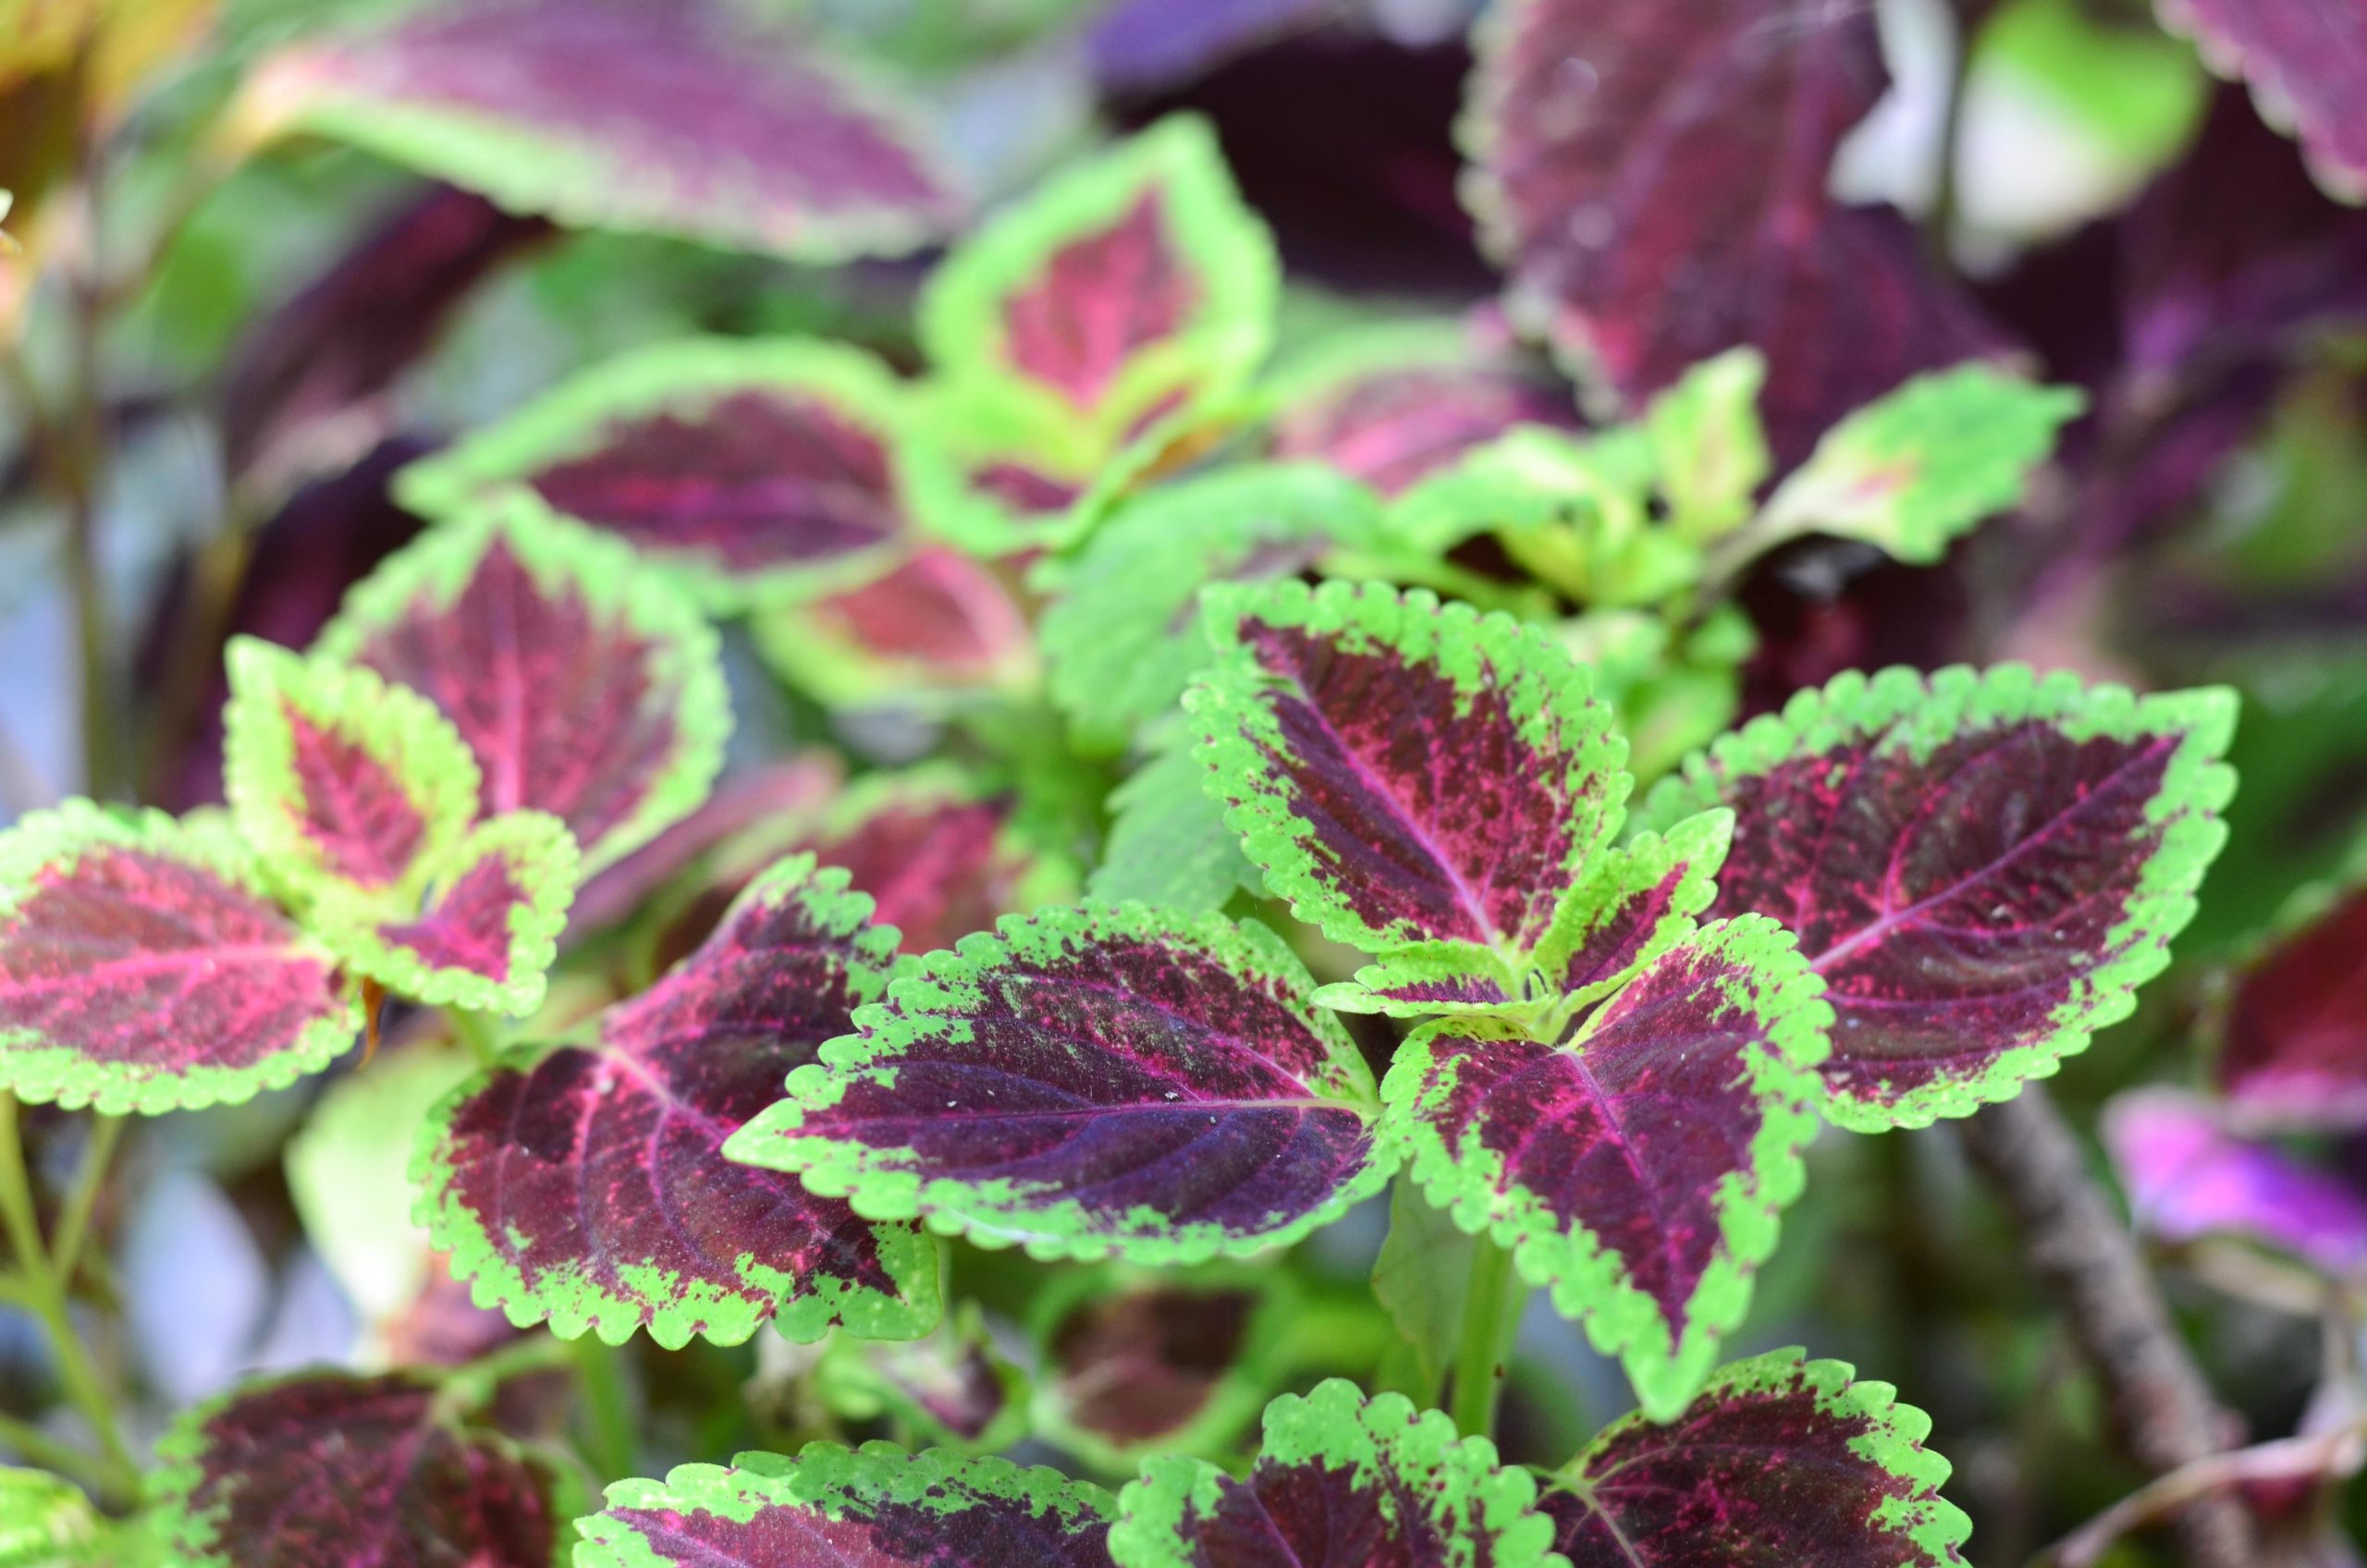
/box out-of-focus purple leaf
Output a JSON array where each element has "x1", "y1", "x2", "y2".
[
  {"x1": 218, "y1": 188, "x2": 550, "y2": 486},
  {"x1": 248, "y1": 0, "x2": 962, "y2": 262},
  {"x1": 568, "y1": 756, "x2": 843, "y2": 939},
  {"x1": 2155, "y1": 0, "x2": 2367, "y2": 202},
  {"x1": 2220, "y1": 880, "x2": 2367, "y2": 1129},
  {"x1": 1465, "y1": 0, "x2": 2005, "y2": 462},
  {"x1": 1088, "y1": 0, "x2": 1350, "y2": 93},
  {"x1": 2104, "y1": 1088, "x2": 2367, "y2": 1275}
]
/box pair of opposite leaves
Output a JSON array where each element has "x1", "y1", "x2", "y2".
[{"x1": 159, "y1": 1349, "x2": 1971, "y2": 1568}]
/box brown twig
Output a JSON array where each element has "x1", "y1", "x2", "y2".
[
  {"x1": 1959, "y1": 1086, "x2": 2258, "y2": 1568},
  {"x1": 2033, "y1": 1415, "x2": 2367, "y2": 1568}
]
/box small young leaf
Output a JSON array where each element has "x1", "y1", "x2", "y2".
[
  {"x1": 575, "y1": 1446, "x2": 1115, "y2": 1568},
  {"x1": 816, "y1": 1303, "x2": 1028, "y2": 1452},
  {"x1": 2216, "y1": 858, "x2": 2367, "y2": 1128},
  {"x1": 1264, "y1": 322, "x2": 1577, "y2": 496},
  {"x1": 153, "y1": 1369, "x2": 570, "y2": 1568},
  {"x1": 1382, "y1": 917, "x2": 1830, "y2": 1420},
  {"x1": 1635, "y1": 664, "x2": 2238, "y2": 1130},
  {"x1": 752, "y1": 545, "x2": 1034, "y2": 708},
  {"x1": 316, "y1": 502, "x2": 730, "y2": 873},
  {"x1": 1542, "y1": 1348, "x2": 1970, "y2": 1567},
  {"x1": 244, "y1": 0, "x2": 961, "y2": 261},
  {"x1": 315, "y1": 811, "x2": 579, "y2": 1017},
  {"x1": 1042, "y1": 464, "x2": 1385, "y2": 753},
  {"x1": 726, "y1": 903, "x2": 1391, "y2": 1264},
  {"x1": 1645, "y1": 348, "x2": 1770, "y2": 544},
  {"x1": 2104, "y1": 1087, "x2": 2367, "y2": 1274},
  {"x1": 2155, "y1": 0, "x2": 2367, "y2": 202},
  {"x1": 0, "y1": 802, "x2": 360, "y2": 1115},
  {"x1": 802, "y1": 771, "x2": 1070, "y2": 957},
  {"x1": 1110, "y1": 1379, "x2": 1560, "y2": 1568},
  {"x1": 222, "y1": 637, "x2": 479, "y2": 909},
  {"x1": 1749, "y1": 366, "x2": 2084, "y2": 567},
  {"x1": 0, "y1": 1467, "x2": 99, "y2": 1563},
  {"x1": 1088, "y1": 729, "x2": 1263, "y2": 915},
  {"x1": 1188, "y1": 579, "x2": 1626, "y2": 965},
  {"x1": 419, "y1": 856, "x2": 939, "y2": 1348},
  {"x1": 396, "y1": 338, "x2": 917, "y2": 607},
  {"x1": 922, "y1": 115, "x2": 1278, "y2": 447},
  {"x1": 1033, "y1": 1268, "x2": 1282, "y2": 1471}
]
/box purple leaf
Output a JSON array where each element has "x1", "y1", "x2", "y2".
[
  {"x1": 2156, "y1": 0, "x2": 2367, "y2": 202},
  {"x1": 153, "y1": 1369, "x2": 566, "y2": 1568},
  {"x1": 420, "y1": 855, "x2": 938, "y2": 1347},
  {"x1": 396, "y1": 340, "x2": 916, "y2": 606},
  {"x1": 577, "y1": 1447, "x2": 1114, "y2": 1568},
  {"x1": 317, "y1": 504, "x2": 730, "y2": 872},
  {"x1": 754, "y1": 545, "x2": 1034, "y2": 706},
  {"x1": 2105, "y1": 1089, "x2": 2367, "y2": 1276},
  {"x1": 1543, "y1": 1348, "x2": 1970, "y2": 1567},
  {"x1": 1466, "y1": 0, "x2": 2004, "y2": 461},
  {"x1": 0, "y1": 802, "x2": 359, "y2": 1115},
  {"x1": 1384, "y1": 917, "x2": 1829, "y2": 1419},
  {"x1": 569, "y1": 756, "x2": 843, "y2": 938},
  {"x1": 1036, "y1": 1273, "x2": 1275, "y2": 1468},
  {"x1": 803, "y1": 776, "x2": 1058, "y2": 957},
  {"x1": 2219, "y1": 881, "x2": 2367, "y2": 1129},
  {"x1": 726, "y1": 903, "x2": 1389, "y2": 1264},
  {"x1": 1637, "y1": 665, "x2": 2237, "y2": 1131},
  {"x1": 1110, "y1": 1379, "x2": 1561, "y2": 1568},
  {"x1": 1189, "y1": 579, "x2": 1625, "y2": 964},
  {"x1": 248, "y1": 0, "x2": 960, "y2": 261}
]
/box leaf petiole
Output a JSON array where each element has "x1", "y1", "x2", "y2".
[{"x1": 1447, "y1": 1232, "x2": 1525, "y2": 1440}]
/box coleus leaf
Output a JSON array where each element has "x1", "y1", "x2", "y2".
[
  {"x1": 243, "y1": 0, "x2": 962, "y2": 261},
  {"x1": 1382, "y1": 916, "x2": 1830, "y2": 1419},
  {"x1": 570, "y1": 755, "x2": 843, "y2": 940},
  {"x1": 1187, "y1": 579, "x2": 1626, "y2": 985},
  {"x1": 816, "y1": 1303, "x2": 1028, "y2": 1453},
  {"x1": 1645, "y1": 348, "x2": 1771, "y2": 545},
  {"x1": 1089, "y1": 731, "x2": 1262, "y2": 915},
  {"x1": 2103, "y1": 1088, "x2": 2367, "y2": 1275},
  {"x1": 316, "y1": 502, "x2": 731, "y2": 874},
  {"x1": 2155, "y1": 0, "x2": 2367, "y2": 202},
  {"x1": 802, "y1": 770, "x2": 1071, "y2": 957},
  {"x1": 1541, "y1": 1347, "x2": 1970, "y2": 1567},
  {"x1": 920, "y1": 115, "x2": 1278, "y2": 451},
  {"x1": 1465, "y1": 0, "x2": 2004, "y2": 462},
  {"x1": 575, "y1": 1446, "x2": 1115, "y2": 1568},
  {"x1": 1033, "y1": 1268, "x2": 1281, "y2": 1472},
  {"x1": 1263, "y1": 322, "x2": 1578, "y2": 496},
  {"x1": 2215, "y1": 861, "x2": 2367, "y2": 1129},
  {"x1": 314, "y1": 811, "x2": 579, "y2": 1017},
  {"x1": 419, "y1": 855, "x2": 939, "y2": 1347},
  {"x1": 395, "y1": 337, "x2": 916, "y2": 608},
  {"x1": 1042, "y1": 464, "x2": 1385, "y2": 754},
  {"x1": 153, "y1": 1368, "x2": 571, "y2": 1568},
  {"x1": 725, "y1": 902, "x2": 1391, "y2": 1264},
  {"x1": 751, "y1": 545, "x2": 1034, "y2": 709},
  {"x1": 0, "y1": 802, "x2": 359, "y2": 1115},
  {"x1": 1110, "y1": 1379, "x2": 1561, "y2": 1568},
  {"x1": 1743, "y1": 366, "x2": 2085, "y2": 569},
  {"x1": 1635, "y1": 664, "x2": 2238, "y2": 1131},
  {"x1": 0, "y1": 1467, "x2": 98, "y2": 1563},
  {"x1": 222, "y1": 636, "x2": 478, "y2": 910}
]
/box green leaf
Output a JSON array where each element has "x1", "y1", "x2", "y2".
[
  {"x1": 1110, "y1": 1380, "x2": 1560, "y2": 1568},
  {"x1": 0, "y1": 1468, "x2": 99, "y2": 1566},
  {"x1": 1369, "y1": 1174, "x2": 1477, "y2": 1394},
  {"x1": 1750, "y1": 365, "x2": 2085, "y2": 567},
  {"x1": 1041, "y1": 463, "x2": 1384, "y2": 753},
  {"x1": 223, "y1": 637, "x2": 480, "y2": 913},
  {"x1": 815, "y1": 1303, "x2": 1029, "y2": 1453},
  {"x1": 1646, "y1": 347, "x2": 1771, "y2": 544},
  {"x1": 1087, "y1": 727, "x2": 1262, "y2": 914}
]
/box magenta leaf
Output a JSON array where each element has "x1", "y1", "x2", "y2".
[
  {"x1": 2218, "y1": 874, "x2": 2367, "y2": 1129},
  {"x1": 576, "y1": 1447, "x2": 1115, "y2": 1568},
  {"x1": 420, "y1": 855, "x2": 939, "y2": 1347},
  {"x1": 222, "y1": 636, "x2": 479, "y2": 910},
  {"x1": 316, "y1": 502, "x2": 730, "y2": 872},
  {"x1": 1035, "y1": 1269, "x2": 1280, "y2": 1470},
  {"x1": 2156, "y1": 0, "x2": 2367, "y2": 202},
  {"x1": 753, "y1": 545, "x2": 1034, "y2": 708},
  {"x1": 1636, "y1": 665, "x2": 2238, "y2": 1131},
  {"x1": 0, "y1": 802, "x2": 359, "y2": 1115},
  {"x1": 801, "y1": 772, "x2": 1065, "y2": 957},
  {"x1": 2104, "y1": 1088, "x2": 2367, "y2": 1275},
  {"x1": 154, "y1": 1369, "x2": 570, "y2": 1568},
  {"x1": 396, "y1": 339, "x2": 918, "y2": 607},
  {"x1": 569, "y1": 756, "x2": 843, "y2": 940},
  {"x1": 319, "y1": 812, "x2": 579, "y2": 1017},
  {"x1": 726, "y1": 903, "x2": 1391, "y2": 1264},
  {"x1": 1384, "y1": 917, "x2": 1830, "y2": 1419},
  {"x1": 1189, "y1": 579, "x2": 1625, "y2": 974},
  {"x1": 1110, "y1": 1380, "x2": 1562, "y2": 1568},
  {"x1": 1465, "y1": 0, "x2": 2002, "y2": 460},
  {"x1": 1542, "y1": 1348, "x2": 1970, "y2": 1567},
  {"x1": 245, "y1": 0, "x2": 961, "y2": 261}
]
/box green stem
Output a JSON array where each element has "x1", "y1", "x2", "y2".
[
  {"x1": 1449, "y1": 1234, "x2": 1525, "y2": 1440},
  {"x1": 0, "y1": 1406, "x2": 114, "y2": 1491},
  {"x1": 447, "y1": 1009, "x2": 503, "y2": 1069},
  {"x1": 50, "y1": 1114, "x2": 120, "y2": 1289},
  {"x1": 0, "y1": 1096, "x2": 138, "y2": 1501},
  {"x1": 570, "y1": 1334, "x2": 636, "y2": 1482}
]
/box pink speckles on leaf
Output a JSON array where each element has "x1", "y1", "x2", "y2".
[
  {"x1": 280, "y1": 704, "x2": 429, "y2": 889},
  {"x1": 1002, "y1": 193, "x2": 1196, "y2": 408}
]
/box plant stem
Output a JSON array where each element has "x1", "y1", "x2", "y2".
[
  {"x1": 570, "y1": 1335, "x2": 636, "y2": 1481},
  {"x1": 0, "y1": 1406, "x2": 115, "y2": 1491},
  {"x1": 50, "y1": 1113, "x2": 120, "y2": 1289},
  {"x1": 1449, "y1": 1234, "x2": 1524, "y2": 1440},
  {"x1": 1959, "y1": 1087, "x2": 2257, "y2": 1568},
  {"x1": 447, "y1": 1009, "x2": 503, "y2": 1069},
  {"x1": 0, "y1": 1096, "x2": 138, "y2": 1502}
]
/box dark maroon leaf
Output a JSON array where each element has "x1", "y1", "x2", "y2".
[
  {"x1": 155, "y1": 1370, "x2": 565, "y2": 1568},
  {"x1": 2219, "y1": 882, "x2": 2367, "y2": 1127},
  {"x1": 1466, "y1": 0, "x2": 2003, "y2": 461},
  {"x1": 1039, "y1": 1276, "x2": 1269, "y2": 1464},
  {"x1": 803, "y1": 780, "x2": 1047, "y2": 956},
  {"x1": 568, "y1": 756, "x2": 843, "y2": 938},
  {"x1": 2157, "y1": 0, "x2": 2367, "y2": 201}
]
